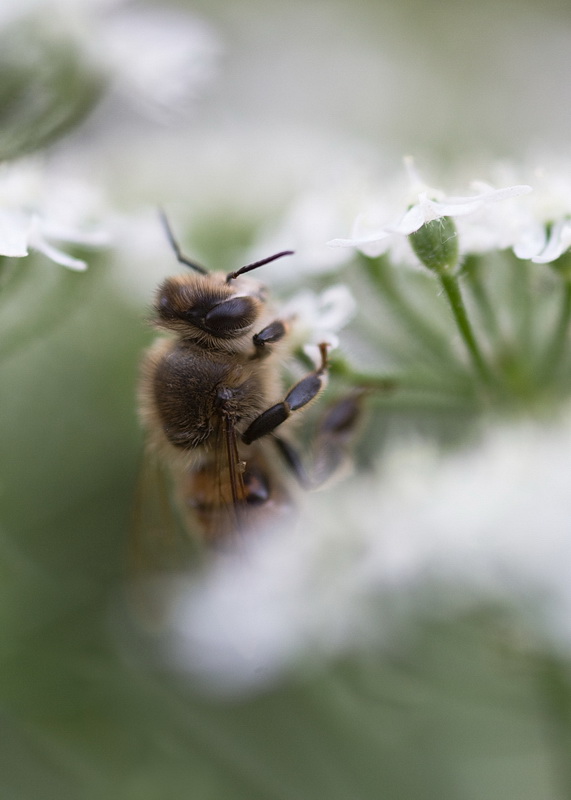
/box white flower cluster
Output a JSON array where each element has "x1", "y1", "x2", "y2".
[
  {"x1": 85, "y1": 1, "x2": 220, "y2": 122},
  {"x1": 328, "y1": 158, "x2": 535, "y2": 268},
  {"x1": 165, "y1": 415, "x2": 571, "y2": 693},
  {"x1": 0, "y1": 0, "x2": 220, "y2": 123},
  {"x1": 0, "y1": 0, "x2": 221, "y2": 270},
  {"x1": 509, "y1": 162, "x2": 571, "y2": 263},
  {"x1": 0, "y1": 160, "x2": 108, "y2": 270}
]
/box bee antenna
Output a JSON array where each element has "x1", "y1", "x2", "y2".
[
  {"x1": 159, "y1": 208, "x2": 208, "y2": 275},
  {"x1": 226, "y1": 250, "x2": 294, "y2": 283}
]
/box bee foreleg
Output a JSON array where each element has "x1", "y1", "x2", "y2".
[{"x1": 252, "y1": 319, "x2": 288, "y2": 358}]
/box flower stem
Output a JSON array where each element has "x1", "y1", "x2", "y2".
[
  {"x1": 360, "y1": 256, "x2": 457, "y2": 364},
  {"x1": 462, "y1": 255, "x2": 503, "y2": 346},
  {"x1": 511, "y1": 256, "x2": 534, "y2": 362},
  {"x1": 439, "y1": 273, "x2": 493, "y2": 384},
  {"x1": 536, "y1": 653, "x2": 571, "y2": 800},
  {"x1": 541, "y1": 280, "x2": 571, "y2": 384}
]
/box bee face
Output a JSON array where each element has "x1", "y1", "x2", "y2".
[{"x1": 154, "y1": 272, "x2": 267, "y2": 344}]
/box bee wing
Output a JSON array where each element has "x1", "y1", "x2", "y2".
[
  {"x1": 220, "y1": 412, "x2": 248, "y2": 514},
  {"x1": 175, "y1": 414, "x2": 248, "y2": 543},
  {"x1": 129, "y1": 446, "x2": 202, "y2": 583}
]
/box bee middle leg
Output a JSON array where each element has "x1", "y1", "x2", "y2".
[
  {"x1": 274, "y1": 391, "x2": 364, "y2": 489},
  {"x1": 242, "y1": 344, "x2": 328, "y2": 444}
]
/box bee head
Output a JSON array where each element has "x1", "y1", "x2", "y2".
[
  {"x1": 155, "y1": 271, "x2": 268, "y2": 342},
  {"x1": 153, "y1": 226, "x2": 294, "y2": 346}
]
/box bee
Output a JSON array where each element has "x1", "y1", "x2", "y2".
[{"x1": 134, "y1": 214, "x2": 362, "y2": 573}]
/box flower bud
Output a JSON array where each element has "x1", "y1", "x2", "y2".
[{"x1": 408, "y1": 216, "x2": 459, "y2": 275}]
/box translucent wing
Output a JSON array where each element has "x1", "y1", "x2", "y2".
[
  {"x1": 175, "y1": 413, "x2": 249, "y2": 543},
  {"x1": 130, "y1": 409, "x2": 248, "y2": 583},
  {"x1": 128, "y1": 446, "x2": 203, "y2": 598}
]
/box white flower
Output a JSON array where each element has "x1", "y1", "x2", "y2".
[
  {"x1": 280, "y1": 284, "x2": 357, "y2": 365},
  {"x1": 0, "y1": 159, "x2": 109, "y2": 270},
  {"x1": 517, "y1": 219, "x2": 571, "y2": 264},
  {"x1": 507, "y1": 160, "x2": 571, "y2": 263},
  {"x1": 164, "y1": 415, "x2": 571, "y2": 693},
  {"x1": 328, "y1": 159, "x2": 532, "y2": 266}
]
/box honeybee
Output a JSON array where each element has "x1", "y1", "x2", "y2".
[{"x1": 134, "y1": 214, "x2": 361, "y2": 573}]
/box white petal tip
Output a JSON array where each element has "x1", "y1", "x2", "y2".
[
  {"x1": 63, "y1": 259, "x2": 88, "y2": 272},
  {"x1": 0, "y1": 248, "x2": 29, "y2": 258},
  {"x1": 511, "y1": 184, "x2": 533, "y2": 196}
]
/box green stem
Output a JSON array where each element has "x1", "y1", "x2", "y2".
[
  {"x1": 328, "y1": 354, "x2": 477, "y2": 410},
  {"x1": 361, "y1": 257, "x2": 455, "y2": 364},
  {"x1": 541, "y1": 280, "x2": 571, "y2": 384},
  {"x1": 439, "y1": 273, "x2": 493, "y2": 384},
  {"x1": 463, "y1": 255, "x2": 503, "y2": 346},
  {"x1": 536, "y1": 653, "x2": 571, "y2": 800},
  {"x1": 511, "y1": 256, "x2": 533, "y2": 361}
]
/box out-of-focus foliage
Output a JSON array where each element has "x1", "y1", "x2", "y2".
[{"x1": 0, "y1": 17, "x2": 104, "y2": 161}]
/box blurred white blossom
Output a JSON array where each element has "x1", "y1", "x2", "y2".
[
  {"x1": 0, "y1": 0, "x2": 220, "y2": 124},
  {"x1": 249, "y1": 168, "x2": 378, "y2": 284},
  {"x1": 281, "y1": 284, "x2": 357, "y2": 363},
  {"x1": 0, "y1": 159, "x2": 108, "y2": 269},
  {"x1": 89, "y1": 2, "x2": 219, "y2": 122},
  {"x1": 506, "y1": 160, "x2": 571, "y2": 263},
  {"x1": 166, "y1": 414, "x2": 571, "y2": 693}
]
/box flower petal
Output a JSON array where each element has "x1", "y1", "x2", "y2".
[
  {"x1": 532, "y1": 219, "x2": 571, "y2": 264},
  {"x1": 0, "y1": 211, "x2": 30, "y2": 257},
  {"x1": 31, "y1": 234, "x2": 88, "y2": 271},
  {"x1": 514, "y1": 224, "x2": 548, "y2": 260}
]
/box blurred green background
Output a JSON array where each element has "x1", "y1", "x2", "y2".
[{"x1": 3, "y1": 0, "x2": 571, "y2": 797}]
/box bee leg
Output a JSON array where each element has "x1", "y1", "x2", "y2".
[
  {"x1": 309, "y1": 391, "x2": 364, "y2": 487},
  {"x1": 274, "y1": 391, "x2": 364, "y2": 489},
  {"x1": 242, "y1": 344, "x2": 328, "y2": 444},
  {"x1": 273, "y1": 436, "x2": 311, "y2": 489},
  {"x1": 252, "y1": 319, "x2": 288, "y2": 358}
]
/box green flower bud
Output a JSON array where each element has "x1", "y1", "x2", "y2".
[{"x1": 408, "y1": 216, "x2": 459, "y2": 275}]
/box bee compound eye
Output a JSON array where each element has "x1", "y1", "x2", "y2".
[{"x1": 204, "y1": 296, "x2": 256, "y2": 333}]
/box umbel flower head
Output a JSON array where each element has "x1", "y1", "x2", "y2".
[
  {"x1": 0, "y1": 0, "x2": 220, "y2": 161},
  {"x1": 0, "y1": 159, "x2": 108, "y2": 270},
  {"x1": 328, "y1": 158, "x2": 532, "y2": 270}
]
